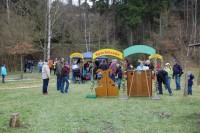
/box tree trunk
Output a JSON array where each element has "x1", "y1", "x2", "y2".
[
  {"x1": 159, "y1": 13, "x2": 162, "y2": 37},
  {"x1": 20, "y1": 55, "x2": 23, "y2": 79},
  {"x1": 194, "y1": 0, "x2": 197, "y2": 41},
  {"x1": 68, "y1": 0, "x2": 72, "y2": 6},
  {"x1": 47, "y1": 0, "x2": 51, "y2": 60},
  {"x1": 43, "y1": 0, "x2": 48, "y2": 61},
  {"x1": 89, "y1": 32, "x2": 91, "y2": 51},
  {"x1": 84, "y1": 12, "x2": 88, "y2": 51},
  {"x1": 130, "y1": 30, "x2": 133, "y2": 45},
  {"x1": 9, "y1": 113, "x2": 20, "y2": 128},
  {"x1": 6, "y1": 0, "x2": 10, "y2": 23},
  {"x1": 106, "y1": 20, "x2": 109, "y2": 45}
]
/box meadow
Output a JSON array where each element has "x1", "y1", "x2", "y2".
[{"x1": 0, "y1": 73, "x2": 200, "y2": 133}]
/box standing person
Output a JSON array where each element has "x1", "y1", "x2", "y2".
[
  {"x1": 157, "y1": 69, "x2": 172, "y2": 96},
  {"x1": 164, "y1": 63, "x2": 173, "y2": 90},
  {"x1": 48, "y1": 59, "x2": 54, "y2": 74},
  {"x1": 188, "y1": 72, "x2": 194, "y2": 95},
  {"x1": 24, "y1": 60, "x2": 27, "y2": 73},
  {"x1": 72, "y1": 60, "x2": 77, "y2": 83},
  {"x1": 53, "y1": 58, "x2": 58, "y2": 75},
  {"x1": 55, "y1": 59, "x2": 63, "y2": 91},
  {"x1": 99, "y1": 60, "x2": 108, "y2": 70},
  {"x1": 38, "y1": 60, "x2": 43, "y2": 73},
  {"x1": 27, "y1": 60, "x2": 31, "y2": 72},
  {"x1": 42, "y1": 60, "x2": 50, "y2": 95},
  {"x1": 116, "y1": 64, "x2": 123, "y2": 89},
  {"x1": 145, "y1": 60, "x2": 154, "y2": 70},
  {"x1": 109, "y1": 59, "x2": 117, "y2": 82},
  {"x1": 30, "y1": 60, "x2": 34, "y2": 73},
  {"x1": 173, "y1": 62, "x2": 183, "y2": 90},
  {"x1": 61, "y1": 63, "x2": 70, "y2": 93},
  {"x1": 93, "y1": 60, "x2": 100, "y2": 80},
  {"x1": 1, "y1": 64, "x2": 7, "y2": 83}
]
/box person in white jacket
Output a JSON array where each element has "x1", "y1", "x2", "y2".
[{"x1": 42, "y1": 60, "x2": 50, "y2": 95}]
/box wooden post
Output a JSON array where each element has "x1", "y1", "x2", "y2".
[
  {"x1": 9, "y1": 113, "x2": 20, "y2": 128},
  {"x1": 184, "y1": 72, "x2": 188, "y2": 96}
]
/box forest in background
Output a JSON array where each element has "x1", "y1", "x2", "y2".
[{"x1": 0, "y1": 0, "x2": 200, "y2": 71}]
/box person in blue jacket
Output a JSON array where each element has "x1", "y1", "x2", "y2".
[
  {"x1": 173, "y1": 62, "x2": 183, "y2": 90},
  {"x1": 1, "y1": 64, "x2": 7, "y2": 83}
]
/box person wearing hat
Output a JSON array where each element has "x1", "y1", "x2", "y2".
[{"x1": 164, "y1": 63, "x2": 173, "y2": 90}]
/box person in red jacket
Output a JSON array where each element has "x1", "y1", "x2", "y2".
[{"x1": 61, "y1": 63, "x2": 70, "y2": 94}]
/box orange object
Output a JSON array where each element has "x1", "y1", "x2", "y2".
[
  {"x1": 127, "y1": 70, "x2": 152, "y2": 97},
  {"x1": 48, "y1": 60, "x2": 54, "y2": 69},
  {"x1": 95, "y1": 69, "x2": 119, "y2": 97}
]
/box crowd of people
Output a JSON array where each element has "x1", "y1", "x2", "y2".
[
  {"x1": 41, "y1": 58, "x2": 70, "y2": 95},
  {"x1": 24, "y1": 60, "x2": 34, "y2": 73},
  {"x1": 156, "y1": 62, "x2": 194, "y2": 96},
  {"x1": 38, "y1": 57, "x2": 196, "y2": 96},
  {"x1": 0, "y1": 56, "x2": 195, "y2": 97}
]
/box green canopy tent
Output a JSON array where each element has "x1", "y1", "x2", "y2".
[
  {"x1": 123, "y1": 44, "x2": 156, "y2": 57},
  {"x1": 123, "y1": 44, "x2": 158, "y2": 99}
]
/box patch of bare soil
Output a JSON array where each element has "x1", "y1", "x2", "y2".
[{"x1": 153, "y1": 111, "x2": 172, "y2": 119}]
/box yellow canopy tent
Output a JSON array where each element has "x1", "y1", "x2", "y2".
[
  {"x1": 149, "y1": 54, "x2": 163, "y2": 61},
  {"x1": 70, "y1": 52, "x2": 84, "y2": 59}
]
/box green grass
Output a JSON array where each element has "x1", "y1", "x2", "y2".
[{"x1": 0, "y1": 73, "x2": 200, "y2": 133}]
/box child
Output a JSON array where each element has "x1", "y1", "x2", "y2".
[
  {"x1": 188, "y1": 72, "x2": 194, "y2": 95},
  {"x1": 1, "y1": 64, "x2": 7, "y2": 83}
]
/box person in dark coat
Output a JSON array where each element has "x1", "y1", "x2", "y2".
[
  {"x1": 61, "y1": 63, "x2": 70, "y2": 93},
  {"x1": 99, "y1": 60, "x2": 108, "y2": 71},
  {"x1": 173, "y1": 62, "x2": 183, "y2": 90},
  {"x1": 55, "y1": 59, "x2": 63, "y2": 91},
  {"x1": 188, "y1": 73, "x2": 194, "y2": 95},
  {"x1": 157, "y1": 69, "x2": 173, "y2": 96},
  {"x1": 116, "y1": 64, "x2": 123, "y2": 89}
]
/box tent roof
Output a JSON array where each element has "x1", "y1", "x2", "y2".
[
  {"x1": 123, "y1": 44, "x2": 156, "y2": 57},
  {"x1": 83, "y1": 52, "x2": 92, "y2": 59}
]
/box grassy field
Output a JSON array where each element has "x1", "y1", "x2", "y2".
[{"x1": 0, "y1": 73, "x2": 200, "y2": 133}]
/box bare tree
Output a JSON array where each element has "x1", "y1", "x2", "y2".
[
  {"x1": 47, "y1": 0, "x2": 51, "y2": 60},
  {"x1": 6, "y1": 0, "x2": 10, "y2": 23}
]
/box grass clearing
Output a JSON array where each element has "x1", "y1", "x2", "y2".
[{"x1": 0, "y1": 73, "x2": 200, "y2": 133}]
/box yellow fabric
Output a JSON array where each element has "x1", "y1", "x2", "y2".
[
  {"x1": 149, "y1": 54, "x2": 163, "y2": 61},
  {"x1": 93, "y1": 49, "x2": 124, "y2": 60},
  {"x1": 70, "y1": 53, "x2": 83, "y2": 59}
]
